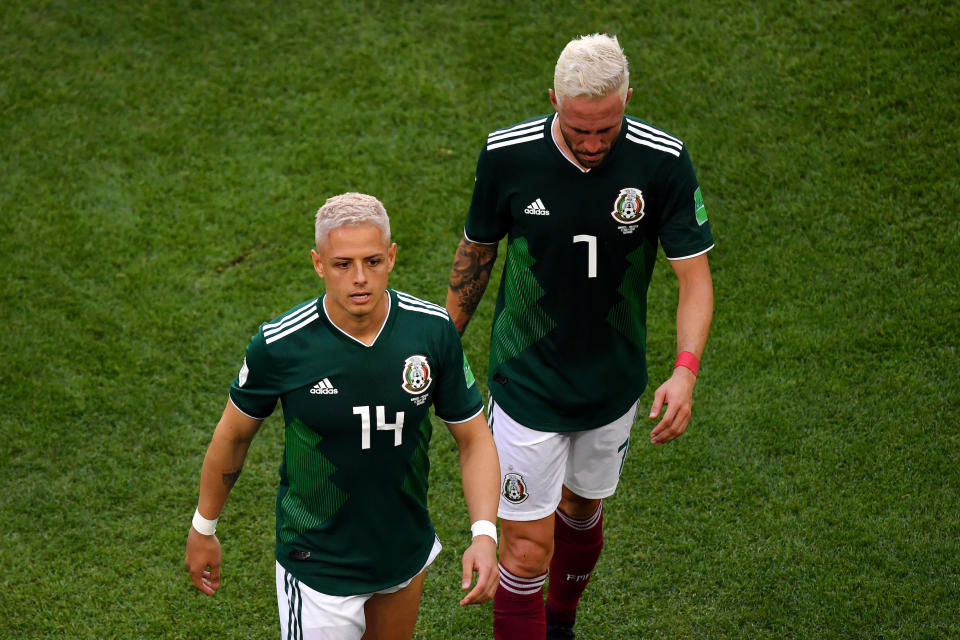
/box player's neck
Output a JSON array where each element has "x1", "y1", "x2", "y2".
[
  {"x1": 551, "y1": 116, "x2": 590, "y2": 173},
  {"x1": 323, "y1": 294, "x2": 390, "y2": 346}
]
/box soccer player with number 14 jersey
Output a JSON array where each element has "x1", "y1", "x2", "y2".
[{"x1": 186, "y1": 192, "x2": 499, "y2": 640}]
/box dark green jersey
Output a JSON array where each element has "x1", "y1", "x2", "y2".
[
  {"x1": 465, "y1": 114, "x2": 713, "y2": 432},
  {"x1": 229, "y1": 289, "x2": 482, "y2": 596}
]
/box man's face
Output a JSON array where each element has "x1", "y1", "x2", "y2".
[
  {"x1": 312, "y1": 224, "x2": 396, "y2": 324},
  {"x1": 552, "y1": 89, "x2": 631, "y2": 168}
]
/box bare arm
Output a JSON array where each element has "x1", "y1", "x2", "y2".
[
  {"x1": 184, "y1": 400, "x2": 263, "y2": 595},
  {"x1": 649, "y1": 253, "x2": 714, "y2": 444},
  {"x1": 445, "y1": 412, "x2": 500, "y2": 605},
  {"x1": 445, "y1": 236, "x2": 498, "y2": 335}
]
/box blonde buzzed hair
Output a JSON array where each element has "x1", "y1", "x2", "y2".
[
  {"x1": 553, "y1": 33, "x2": 630, "y2": 105},
  {"x1": 314, "y1": 192, "x2": 391, "y2": 248}
]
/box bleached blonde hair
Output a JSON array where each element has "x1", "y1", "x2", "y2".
[
  {"x1": 553, "y1": 33, "x2": 630, "y2": 105},
  {"x1": 314, "y1": 192, "x2": 391, "y2": 248}
]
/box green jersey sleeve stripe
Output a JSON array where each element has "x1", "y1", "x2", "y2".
[
  {"x1": 487, "y1": 117, "x2": 548, "y2": 140},
  {"x1": 625, "y1": 124, "x2": 683, "y2": 151},
  {"x1": 625, "y1": 118, "x2": 682, "y2": 146},
  {"x1": 396, "y1": 291, "x2": 448, "y2": 316},
  {"x1": 488, "y1": 133, "x2": 544, "y2": 151},
  {"x1": 265, "y1": 310, "x2": 320, "y2": 344},
  {"x1": 488, "y1": 124, "x2": 544, "y2": 143},
  {"x1": 398, "y1": 301, "x2": 449, "y2": 320},
  {"x1": 625, "y1": 132, "x2": 681, "y2": 157},
  {"x1": 264, "y1": 300, "x2": 319, "y2": 334}
]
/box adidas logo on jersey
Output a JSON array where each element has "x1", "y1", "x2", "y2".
[
  {"x1": 310, "y1": 378, "x2": 338, "y2": 395},
  {"x1": 524, "y1": 198, "x2": 550, "y2": 216}
]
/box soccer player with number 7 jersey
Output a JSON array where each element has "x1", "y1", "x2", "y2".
[
  {"x1": 185, "y1": 192, "x2": 499, "y2": 640},
  {"x1": 445, "y1": 34, "x2": 715, "y2": 640}
]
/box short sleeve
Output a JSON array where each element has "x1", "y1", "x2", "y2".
[
  {"x1": 228, "y1": 328, "x2": 280, "y2": 420},
  {"x1": 657, "y1": 146, "x2": 714, "y2": 259},
  {"x1": 463, "y1": 146, "x2": 510, "y2": 244},
  {"x1": 431, "y1": 318, "x2": 484, "y2": 424}
]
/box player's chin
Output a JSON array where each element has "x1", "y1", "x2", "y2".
[{"x1": 578, "y1": 153, "x2": 606, "y2": 167}]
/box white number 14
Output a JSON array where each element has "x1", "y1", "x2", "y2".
[{"x1": 352, "y1": 405, "x2": 404, "y2": 450}]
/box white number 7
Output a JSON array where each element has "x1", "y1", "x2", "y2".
[{"x1": 573, "y1": 234, "x2": 597, "y2": 278}]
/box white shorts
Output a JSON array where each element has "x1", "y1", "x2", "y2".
[
  {"x1": 491, "y1": 399, "x2": 638, "y2": 521},
  {"x1": 275, "y1": 536, "x2": 441, "y2": 640}
]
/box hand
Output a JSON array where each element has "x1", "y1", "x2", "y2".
[
  {"x1": 184, "y1": 526, "x2": 222, "y2": 595},
  {"x1": 459, "y1": 535, "x2": 498, "y2": 605},
  {"x1": 648, "y1": 366, "x2": 696, "y2": 444}
]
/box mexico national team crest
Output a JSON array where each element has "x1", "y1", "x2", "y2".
[
  {"x1": 502, "y1": 473, "x2": 529, "y2": 504},
  {"x1": 401, "y1": 354, "x2": 432, "y2": 395},
  {"x1": 611, "y1": 187, "x2": 645, "y2": 225}
]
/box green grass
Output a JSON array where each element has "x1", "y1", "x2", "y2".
[{"x1": 2, "y1": 1, "x2": 958, "y2": 638}]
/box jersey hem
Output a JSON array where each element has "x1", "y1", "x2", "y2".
[
  {"x1": 462, "y1": 229, "x2": 499, "y2": 246},
  {"x1": 275, "y1": 530, "x2": 437, "y2": 597},
  {"x1": 497, "y1": 503, "x2": 559, "y2": 521},
  {"x1": 228, "y1": 395, "x2": 270, "y2": 421},
  {"x1": 665, "y1": 244, "x2": 714, "y2": 260},
  {"x1": 437, "y1": 405, "x2": 484, "y2": 425},
  {"x1": 490, "y1": 392, "x2": 642, "y2": 433}
]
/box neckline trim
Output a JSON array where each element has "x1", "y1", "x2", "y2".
[{"x1": 321, "y1": 291, "x2": 392, "y2": 347}]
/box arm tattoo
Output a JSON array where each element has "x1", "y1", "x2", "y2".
[
  {"x1": 222, "y1": 466, "x2": 243, "y2": 489},
  {"x1": 449, "y1": 238, "x2": 497, "y2": 328}
]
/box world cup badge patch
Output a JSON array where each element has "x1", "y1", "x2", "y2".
[
  {"x1": 502, "y1": 473, "x2": 529, "y2": 504},
  {"x1": 401, "y1": 354, "x2": 432, "y2": 395},
  {"x1": 611, "y1": 188, "x2": 645, "y2": 229},
  {"x1": 238, "y1": 358, "x2": 249, "y2": 387}
]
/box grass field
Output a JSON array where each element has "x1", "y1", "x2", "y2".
[{"x1": 2, "y1": 1, "x2": 958, "y2": 638}]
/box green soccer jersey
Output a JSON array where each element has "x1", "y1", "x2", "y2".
[
  {"x1": 465, "y1": 114, "x2": 714, "y2": 432},
  {"x1": 229, "y1": 289, "x2": 482, "y2": 596}
]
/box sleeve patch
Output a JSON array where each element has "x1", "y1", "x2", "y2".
[
  {"x1": 695, "y1": 187, "x2": 708, "y2": 226},
  {"x1": 463, "y1": 353, "x2": 476, "y2": 388},
  {"x1": 238, "y1": 358, "x2": 249, "y2": 387}
]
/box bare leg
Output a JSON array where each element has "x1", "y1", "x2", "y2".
[
  {"x1": 361, "y1": 570, "x2": 427, "y2": 640},
  {"x1": 558, "y1": 485, "x2": 601, "y2": 520}
]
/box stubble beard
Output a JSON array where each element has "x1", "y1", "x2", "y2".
[{"x1": 560, "y1": 126, "x2": 613, "y2": 169}]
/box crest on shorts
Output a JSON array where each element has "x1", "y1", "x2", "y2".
[
  {"x1": 502, "y1": 473, "x2": 529, "y2": 504},
  {"x1": 401, "y1": 354, "x2": 432, "y2": 395},
  {"x1": 611, "y1": 188, "x2": 645, "y2": 225}
]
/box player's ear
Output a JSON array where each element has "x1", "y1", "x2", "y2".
[
  {"x1": 549, "y1": 89, "x2": 559, "y2": 110},
  {"x1": 386, "y1": 243, "x2": 397, "y2": 273},
  {"x1": 311, "y1": 249, "x2": 325, "y2": 279},
  {"x1": 624, "y1": 87, "x2": 633, "y2": 106}
]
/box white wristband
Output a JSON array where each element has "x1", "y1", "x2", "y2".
[
  {"x1": 192, "y1": 508, "x2": 218, "y2": 536},
  {"x1": 470, "y1": 519, "x2": 497, "y2": 544}
]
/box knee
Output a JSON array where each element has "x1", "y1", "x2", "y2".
[
  {"x1": 501, "y1": 529, "x2": 553, "y2": 576},
  {"x1": 558, "y1": 494, "x2": 601, "y2": 521}
]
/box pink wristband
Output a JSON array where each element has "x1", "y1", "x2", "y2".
[{"x1": 674, "y1": 351, "x2": 699, "y2": 376}]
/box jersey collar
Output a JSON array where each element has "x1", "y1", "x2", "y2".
[
  {"x1": 320, "y1": 290, "x2": 393, "y2": 347},
  {"x1": 550, "y1": 113, "x2": 590, "y2": 173},
  {"x1": 549, "y1": 112, "x2": 627, "y2": 174}
]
